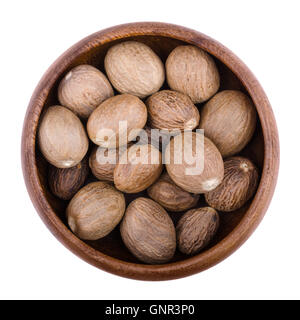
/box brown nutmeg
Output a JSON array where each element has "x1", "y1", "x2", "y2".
[
  {"x1": 58, "y1": 65, "x2": 113, "y2": 119},
  {"x1": 89, "y1": 146, "x2": 117, "y2": 182},
  {"x1": 165, "y1": 132, "x2": 224, "y2": 193},
  {"x1": 166, "y1": 45, "x2": 220, "y2": 103},
  {"x1": 48, "y1": 156, "x2": 89, "y2": 200},
  {"x1": 87, "y1": 94, "x2": 147, "y2": 148},
  {"x1": 147, "y1": 172, "x2": 200, "y2": 212},
  {"x1": 38, "y1": 106, "x2": 89, "y2": 168},
  {"x1": 136, "y1": 125, "x2": 179, "y2": 153},
  {"x1": 199, "y1": 90, "x2": 257, "y2": 157},
  {"x1": 114, "y1": 144, "x2": 163, "y2": 193},
  {"x1": 146, "y1": 90, "x2": 200, "y2": 131},
  {"x1": 67, "y1": 182, "x2": 125, "y2": 240},
  {"x1": 120, "y1": 197, "x2": 176, "y2": 264},
  {"x1": 89, "y1": 144, "x2": 130, "y2": 182},
  {"x1": 205, "y1": 157, "x2": 259, "y2": 212},
  {"x1": 136, "y1": 125, "x2": 160, "y2": 147},
  {"x1": 104, "y1": 41, "x2": 165, "y2": 98},
  {"x1": 176, "y1": 207, "x2": 219, "y2": 255}
]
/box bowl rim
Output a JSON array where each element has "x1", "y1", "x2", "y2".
[{"x1": 21, "y1": 22, "x2": 279, "y2": 281}]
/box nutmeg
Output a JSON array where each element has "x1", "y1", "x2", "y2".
[
  {"x1": 58, "y1": 65, "x2": 114, "y2": 119},
  {"x1": 89, "y1": 144, "x2": 130, "y2": 182},
  {"x1": 38, "y1": 106, "x2": 89, "y2": 168},
  {"x1": 136, "y1": 125, "x2": 161, "y2": 147},
  {"x1": 136, "y1": 125, "x2": 179, "y2": 153},
  {"x1": 146, "y1": 90, "x2": 200, "y2": 131},
  {"x1": 199, "y1": 90, "x2": 257, "y2": 157},
  {"x1": 67, "y1": 182, "x2": 125, "y2": 240},
  {"x1": 87, "y1": 94, "x2": 147, "y2": 148},
  {"x1": 205, "y1": 157, "x2": 259, "y2": 212},
  {"x1": 147, "y1": 172, "x2": 200, "y2": 212},
  {"x1": 120, "y1": 197, "x2": 176, "y2": 264},
  {"x1": 166, "y1": 45, "x2": 220, "y2": 103},
  {"x1": 104, "y1": 41, "x2": 165, "y2": 98},
  {"x1": 48, "y1": 156, "x2": 89, "y2": 200},
  {"x1": 165, "y1": 132, "x2": 224, "y2": 193},
  {"x1": 176, "y1": 207, "x2": 219, "y2": 255},
  {"x1": 114, "y1": 144, "x2": 163, "y2": 193}
]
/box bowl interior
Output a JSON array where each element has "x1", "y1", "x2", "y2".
[{"x1": 36, "y1": 35, "x2": 265, "y2": 264}]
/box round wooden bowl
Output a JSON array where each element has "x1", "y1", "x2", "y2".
[{"x1": 21, "y1": 22, "x2": 279, "y2": 281}]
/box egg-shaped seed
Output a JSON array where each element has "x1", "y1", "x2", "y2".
[
  {"x1": 58, "y1": 65, "x2": 114, "y2": 119},
  {"x1": 87, "y1": 94, "x2": 147, "y2": 148},
  {"x1": 104, "y1": 41, "x2": 165, "y2": 98},
  {"x1": 165, "y1": 132, "x2": 224, "y2": 193},
  {"x1": 176, "y1": 207, "x2": 219, "y2": 255},
  {"x1": 89, "y1": 144, "x2": 131, "y2": 182},
  {"x1": 67, "y1": 182, "x2": 126, "y2": 240},
  {"x1": 38, "y1": 106, "x2": 89, "y2": 168},
  {"x1": 120, "y1": 197, "x2": 176, "y2": 264},
  {"x1": 166, "y1": 45, "x2": 220, "y2": 103},
  {"x1": 114, "y1": 144, "x2": 163, "y2": 193},
  {"x1": 147, "y1": 172, "x2": 200, "y2": 212},
  {"x1": 199, "y1": 90, "x2": 257, "y2": 157},
  {"x1": 48, "y1": 156, "x2": 89, "y2": 200},
  {"x1": 205, "y1": 157, "x2": 259, "y2": 212},
  {"x1": 146, "y1": 90, "x2": 200, "y2": 131}
]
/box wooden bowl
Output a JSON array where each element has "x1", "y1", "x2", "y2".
[{"x1": 21, "y1": 22, "x2": 279, "y2": 281}]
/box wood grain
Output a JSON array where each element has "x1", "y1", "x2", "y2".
[{"x1": 21, "y1": 22, "x2": 279, "y2": 281}]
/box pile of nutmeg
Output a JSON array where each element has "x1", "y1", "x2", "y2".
[{"x1": 38, "y1": 41, "x2": 259, "y2": 264}]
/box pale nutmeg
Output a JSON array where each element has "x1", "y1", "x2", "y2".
[
  {"x1": 199, "y1": 90, "x2": 257, "y2": 157},
  {"x1": 147, "y1": 172, "x2": 200, "y2": 212},
  {"x1": 176, "y1": 207, "x2": 219, "y2": 255},
  {"x1": 48, "y1": 156, "x2": 89, "y2": 200},
  {"x1": 87, "y1": 94, "x2": 147, "y2": 148},
  {"x1": 146, "y1": 90, "x2": 200, "y2": 131},
  {"x1": 165, "y1": 132, "x2": 224, "y2": 193},
  {"x1": 67, "y1": 182, "x2": 126, "y2": 240},
  {"x1": 120, "y1": 197, "x2": 176, "y2": 264},
  {"x1": 58, "y1": 65, "x2": 114, "y2": 119},
  {"x1": 38, "y1": 106, "x2": 89, "y2": 168},
  {"x1": 205, "y1": 157, "x2": 259, "y2": 212},
  {"x1": 89, "y1": 144, "x2": 130, "y2": 182},
  {"x1": 114, "y1": 144, "x2": 163, "y2": 193},
  {"x1": 166, "y1": 45, "x2": 220, "y2": 103},
  {"x1": 104, "y1": 41, "x2": 165, "y2": 98}
]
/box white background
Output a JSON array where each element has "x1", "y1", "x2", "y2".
[{"x1": 0, "y1": 0, "x2": 299, "y2": 300}]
